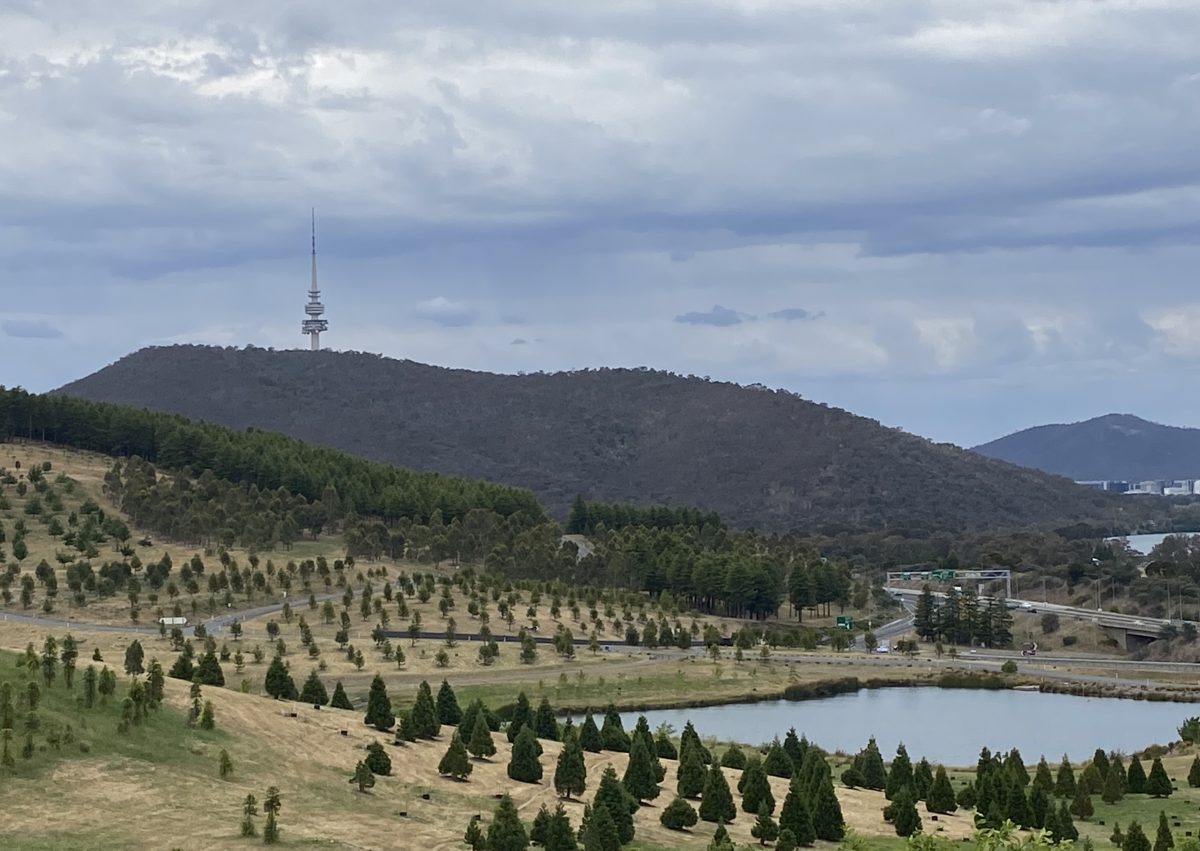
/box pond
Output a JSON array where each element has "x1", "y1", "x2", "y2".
[{"x1": 621, "y1": 687, "x2": 1194, "y2": 766}]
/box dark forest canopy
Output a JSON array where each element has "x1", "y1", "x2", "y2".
[
  {"x1": 0, "y1": 386, "x2": 543, "y2": 524},
  {"x1": 55, "y1": 344, "x2": 1168, "y2": 533}
]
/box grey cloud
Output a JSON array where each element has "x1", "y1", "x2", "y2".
[
  {"x1": 3, "y1": 319, "x2": 63, "y2": 339},
  {"x1": 674, "y1": 305, "x2": 747, "y2": 327},
  {"x1": 769, "y1": 308, "x2": 823, "y2": 322}
]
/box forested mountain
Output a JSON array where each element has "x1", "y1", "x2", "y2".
[
  {"x1": 973, "y1": 414, "x2": 1200, "y2": 481},
  {"x1": 56, "y1": 345, "x2": 1151, "y2": 533}
]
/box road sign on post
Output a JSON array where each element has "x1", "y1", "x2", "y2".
[{"x1": 836, "y1": 616, "x2": 854, "y2": 630}]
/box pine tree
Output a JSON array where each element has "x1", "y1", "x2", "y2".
[
  {"x1": 891, "y1": 786, "x2": 921, "y2": 837},
  {"x1": 655, "y1": 727, "x2": 678, "y2": 760},
  {"x1": 579, "y1": 713, "x2": 603, "y2": 753},
  {"x1": 219, "y1": 749, "x2": 234, "y2": 779},
  {"x1": 721, "y1": 744, "x2": 747, "y2": 770},
  {"x1": 811, "y1": 759, "x2": 846, "y2": 841},
  {"x1": 1056, "y1": 755, "x2": 1077, "y2": 798},
  {"x1": 661, "y1": 796, "x2": 699, "y2": 831},
  {"x1": 438, "y1": 732, "x2": 473, "y2": 780},
  {"x1": 464, "y1": 816, "x2": 486, "y2": 851},
  {"x1": 410, "y1": 680, "x2": 439, "y2": 738},
  {"x1": 914, "y1": 757, "x2": 934, "y2": 800},
  {"x1": 330, "y1": 681, "x2": 353, "y2": 710},
  {"x1": 1070, "y1": 785, "x2": 1094, "y2": 820},
  {"x1": 365, "y1": 741, "x2": 392, "y2": 775},
  {"x1": 508, "y1": 692, "x2": 534, "y2": 743},
  {"x1": 1146, "y1": 757, "x2": 1172, "y2": 798},
  {"x1": 1189, "y1": 755, "x2": 1200, "y2": 788},
  {"x1": 780, "y1": 778, "x2": 816, "y2": 846},
  {"x1": 487, "y1": 794, "x2": 530, "y2": 851},
  {"x1": 1007, "y1": 773, "x2": 1032, "y2": 828},
  {"x1": 363, "y1": 675, "x2": 395, "y2": 731},
  {"x1": 352, "y1": 759, "x2": 376, "y2": 792},
  {"x1": 927, "y1": 765, "x2": 957, "y2": 814},
  {"x1": 1034, "y1": 757, "x2": 1055, "y2": 793},
  {"x1": 1093, "y1": 748, "x2": 1111, "y2": 779},
  {"x1": 241, "y1": 793, "x2": 258, "y2": 837},
  {"x1": 1128, "y1": 755, "x2": 1147, "y2": 794},
  {"x1": 263, "y1": 655, "x2": 297, "y2": 700},
  {"x1": 508, "y1": 725, "x2": 543, "y2": 783},
  {"x1": 1030, "y1": 782, "x2": 1050, "y2": 829},
  {"x1": 777, "y1": 828, "x2": 798, "y2": 851},
  {"x1": 783, "y1": 728, "x2": 804, "y2": 765},
  {"x1": 1111, "y1": 821, "x2": 1125, "y2": 847},
  {"x1": 200, "y1": 700, "x2": 216, "y2": 730},
  {"x1": 1005, "y1": 748, "x2": 1030, "y2": 786},
  {"x1": 531, "y1": 805, "x2": 552, "y2": 846},
  {"x1": 436, "y1": 679, "x2": 462, "y2": 726},
  {"x1": 764, "y1": 738, "x2": 794, "y2": 778},
  {"x1": 1103, "y1": 762, "x2": 1125, "y2": 803},
  {"x1": 555, "y1": 727, "x2": 587, "y2": 799},
  {"x1": 594, "y1": 766, "x2": 637, "y2": 844},
  {"x1": 752, "y1": 801, "x2": 780, "y2": 845},
  {"x1": 1055, "y1": 800, "x2": 1078, "y2": 843},
  {"x1": 681, "y1": 720, "x2": 711, "y2": 764},
  {"x1": 1155, "y1": 811, "x2": 1175, "y2": 851},
  {"x1": 886, "y1": 743, "x2": 914, "y2": 800},
  {"x1": 582, "y1": 802, "x2": 620, "y2": 851},
  {"x1": 124, "y1": 639, "x2": 145, "y2": 676},
  {"x1": 299, "y1": 670, "x2": 328, "y2": 705},
  {"x1": 678, "y1": 738, "x2": 708, "y2": 798},
  {"x1": 544, "y1": 802, "x2": 577, "y2": 851},
  {"x1": 535, "y1": 697, "x2": 559, "y2": 740},
  {"x1": 699, "y1": 761, "x2": 736, "y2": 823},
  {"x1": 708, "y1": 820, "x2": 734, "y2": 851},
  {"x1": 740, "y1": 756, "x2": 775, "y2": 815},
  {"x1": 600, "y1": 704, "x2": 630, "y2": 752},
  {"x1": 460, "y1": 699, "x2": 494, "y2": 740},
  {"x1": 462, "y1": 714, "x2": 495, "y2": 762},
  {"x1": 859, "y1": 737, "x2": 888, "y2": 790},
  {"x1": 195, "y1": 650, "x2": 225, "y2": 686},
  {"x1": 1080, "y1": 763, "x2": 1103, "y2": 795},
  {"x1": 1112, "y1": 755, "x2": 1128, "y2": 792},
  {"x1": 1126, "y1": 821, "x2": 1152, "y2": 851}
]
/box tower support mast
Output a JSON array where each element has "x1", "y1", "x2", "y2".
[{"x1": 301, "y1": 209, "x2": 328, "y2": 349}]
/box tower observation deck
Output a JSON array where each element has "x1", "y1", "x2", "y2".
[{"x1": 302, "y1": 209, "x2": 328, "y2": 350}]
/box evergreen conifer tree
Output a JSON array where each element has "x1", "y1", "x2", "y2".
[
  {"x1": 886, "y1": 744, "x2": 914, "y2": 800},
  {"x1": 600, "y1": 704, "x2": 630, "y2": 752},
  {"x1": 740, "y1": 756, "x2": 775, "y2": 814},
  {"x1": 1125, "y1": 821, "x2": 1151, "y2": 851},
  {"x1": 764, "y1": 738, "x2": 794, "y2": 778},
  {"x1": 1030, "y1": 782, "x2": 1050, "y2": 829},
  {"x1": 914, "y1": 757, "x2": 934, "y2": 800},
  {"x1": 1055, "y1": 800, "x2": 1078, "y2": 842},
  {"x1": 508, "y1": 725, "x2": 543, "y2": 783},
  {"x1": 579, "y1": 712, "x2": 603, "y2": 753},
  {"x1": 364, "y1": 741, "x2": 391, "y2": 775},
  {"x1": 811, "y1": 760, "x2": 846, "y2": 841},
  {"x1": 299, "y1": 670, "x2": 328, "y2": 705},
  {"x1": 1007, "y1": 773, "x2": 1032, "y2": 827},
  {"x1": 554, "y1": 726, "x2": 587, "y2": 799},
  {"x1": 464, "y1": 816, "x2": 486, "y2": 851},
  {"x1": 777, "y1": 828, "x2": 797, "y2": 851},
  {"x1": 655, "y1": 726, "x2": 678, "y2": 760},
  {"x1": 721, "y1": 744, "x2": 748, "y2": 770},
  {"x1": 330, "y1": 681, "x2": 353, "y2": 710},
  {"x1": 1188, "y1": 755, "x2": 1200, "y2": 788},
  {"x1": 352, "y1": 759, "x2": 375, "y2": 792},
  {"x1": 699, "y1": 761, "x2": 736, "y2": 823},
  {"x1": 436, "y1": 679, "x2": 461, "y2": 726},
  {"x1": 582, "y1": 802, "x2": 620, "y2": 851},
  {"x1": 859, "y1": 737, "x2": 888, "y2": 790},
  {"x1": 535, "y1": 697, "x2": 559, "y2": 740},
  {"x1": 544, "y1": 802, "x2": 577, "y2": 851},
  {"x1": 1080, "y1": 763, "x2": 1103, "y2": 795},
  {"x1": 709, "y1": 820, "x2": 734, "y2": 851},
  {"x1": 438, "y1": 732, "x2": 472, "y2": 780},
  {"x1": 1005, "y1": 748, "x2": 1030, "y2": 786},
  {"x1": 1128, "y1": 755, "x2": 1147, "y2": 794},
  {"x1": 1056, "y1": 755, "x2": 1077, "y2": 798},
  {"x1": 195, "y1": 649, "x2": 225, "y2": 686},
  {"x1": 488, "y1": 795, "x2": 530, "y2": 851},
  {"x1": 752, "y1": 801, "x2": 780, "y2": 845},
  {"x1": 891, "y1": 786, "x2": 921, "y2": 837},
  {"x1": 1070, "y1": 785, "x2": 1094, "y2": 820},
  {"x1": 779, "y1": 778, "x2": 816, "y2": 846},
  {"x1": 363, "y1": 675, "x2": 394, "y2": 731},
  {"x1": 594, "y1": 766, "x2": 637, "y2": 844},
  {"x1": 1146, "y1": 757, "x2": 1173, "y2": 798},
  {"x1": 468, "y1": 712, "x2": 497, "y2": 760},
  {"x1": 661, "y1": 796, "x2": 699, "y2": 831},
  {"x1": 927, "y1": 765, "x2": 957, "y2": 814},
  {"x1": 681, "y1": 720, "x2": 710, "y2": 763},
  {"x1": 530, "y1": 806, "x2": 552, "y2": 847},
  {"x1": 1103, "y1": 762, "x2": 1125, "y2": 803},
  {"x1": 1155, "y1": 811, "x2": 1175, "y2": 851},
  {"x1": 1093, "y1": 748, "x2": 1111, "y2": 779},
  {"x1": 508, "y1": 692, "x2": 534, "y2": 743},
  {"x1": 411, "y1": 680, "x2": 439, "y2": 738},
  {"x1": 1034, "y1": 757, "x2": 1054, "y2": 793},
  {"x1": 678, "y1": 739, "x2": 708, "y2": 798},
  {"x1": 263, "y1": 655, "x2": 297, "y2": 700}
]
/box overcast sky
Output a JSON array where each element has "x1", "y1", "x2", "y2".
[{"x1": 3, "y1": 1, "x2": 1200, "y2": 447}]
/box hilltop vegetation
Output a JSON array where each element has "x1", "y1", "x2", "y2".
[
  {"x1": 974, "y1": 414, "x2": 1200, "y2": 482},
  {"x1": 53, "y1": 345, "x2": 1160, "y2": 533}
]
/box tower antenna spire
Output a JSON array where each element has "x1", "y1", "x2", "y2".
[{"x1": 301, "y1": 208, "x2": 328, "y2": 350}]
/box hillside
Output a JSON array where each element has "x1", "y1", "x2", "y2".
[
  {"x1": 55, "y1": 345, "x2": 1148, "y2": 532},
  {"x1": 973, "y1": 414, "x2": 1200, "y2": 482}
]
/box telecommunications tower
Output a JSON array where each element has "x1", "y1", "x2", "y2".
[{"x1": 301, "y1": 209, "x2": 328, "y2": 350}]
